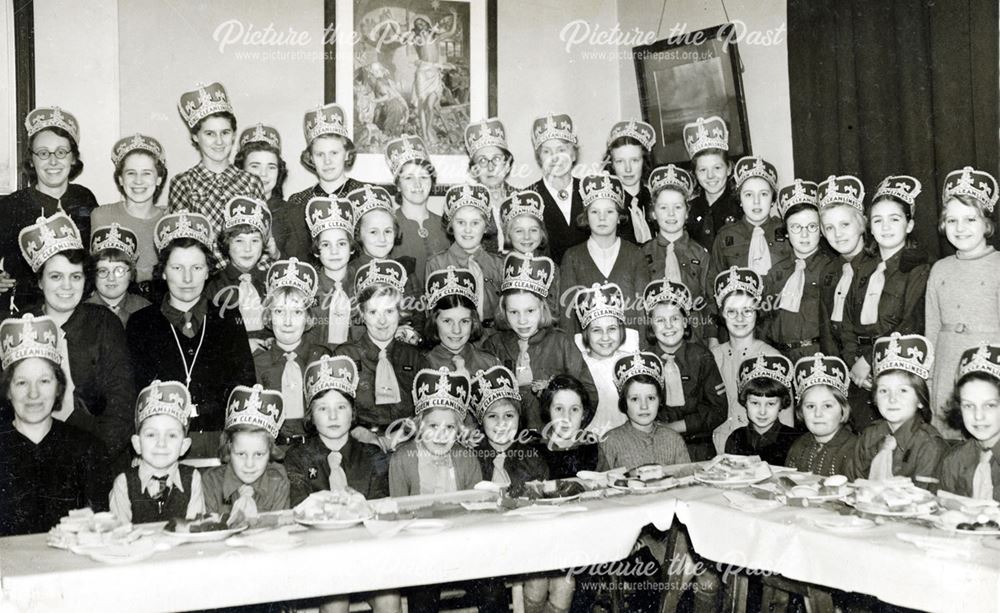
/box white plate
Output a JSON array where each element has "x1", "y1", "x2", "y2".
[
  {"x1": 72, "y1": 538, "x2": 164, "y2": 564},
  {"x1": 932, "y1": 521, "x2": 1000, "y2": 536},
  {"x1": 847, "y1": 500, "x2": 938, "y2": 518},
  {"x1": 521, "y1": 493, "x2": 581, "y2": 505},
  {"x1": 812, "y1": 516, "x2": 877, "y2": 533},
  {"x1": 295, "y1": 514, "x2": 371, "y2": 530},
  {"x1": 504, "y1": 505, "x2": 588, "y2": 520},
  {"x1": 403, "y1": 519, "x2": 451, "y2": 534},
  {"x1": 164, "y1": 524, "x2": 248, "y2": 543},
  {"x1": 693, "y1": 473, "x2": 770, "y2": 487},
  {"x1": 609, "y1": 478, "x2": 680, "y2": 495}
]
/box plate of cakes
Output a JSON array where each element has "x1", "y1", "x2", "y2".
[
  {"x1": 293, "y1": 490, "x2": 373, "y2": 529},
  {"x1": 164, "y1": 512, "x2": 249, "y2": 542},
  {"x1": 931, "y1": 494, "x2": 1000, "y2": 535},
  {"x1": 609, "y1": 464, "x2": 682, "y2": 494},
  {"x1": 693, "y1": 455, "x2": 772, "y2": 487},
  {"x1": 48, "y1": 508, "x2": 166, "y2": 563},
  {"x1": 843, "y1": 478, "x2": 938, "y2": 517},
  {"x1": 520, "y1": 479, "x2": 586, "y2": 504}
]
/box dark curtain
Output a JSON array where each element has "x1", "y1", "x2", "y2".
[{"x1": 787, "y1": 0, "x2": 999, "y2": 258}]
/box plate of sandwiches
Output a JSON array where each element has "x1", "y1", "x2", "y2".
[
  {"x1": 521, "y1": 479, "x2": 587, "y2": 504},
  {"x1": 694, "y1": 455, "x2": 772, "y2": 487},
  {"x1": 164, "y1": 512, "x2": 249, "y2": 542},
  {"x1": 844, "y1": 478, "x2": 938, "y2": 518},
  {"x1": 293, "y1": 490, "x2": 374, "y2": 529},
  {"x1": 783, "y1": 475, "x2": 851, "y2": 503},
  {"x1": 47, "y1": 508, "x2": 165, "y2": 564},
  {"x1": 609, "y1": 464, "x2": 682, "y2": 494}
]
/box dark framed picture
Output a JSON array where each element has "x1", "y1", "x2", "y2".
[{"x1": 633, "y1": 23, "x2": 751, "y2": 166}]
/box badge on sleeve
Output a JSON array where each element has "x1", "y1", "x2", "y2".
[
  {"x1": 724, "y1": 236, "x2": 734, "y2": 247},
  {"x1": 308, "y1": 467, "x2": 318, "y2": 479}
]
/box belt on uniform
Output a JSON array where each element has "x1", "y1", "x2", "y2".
[
  {"x1": 275, "y1": 433, "x2": 307, "y2": 446},
  {"x1": 857, "y1": 335, "x2": 877, "y2": 346},
  {"x1": 941, "y1": 324, "x2": 1000, "y2": 334},
  {"x1": 771, "y1": 338, "x2": 820, "y2": 352}
]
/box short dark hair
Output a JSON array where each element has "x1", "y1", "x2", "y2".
[
  {"x1": 93, "y1": 249, "x2": 138, "y2": 285},
  {"x1": 310, "y1": 228, "x2": 358, "y2": 264},
  {"x1": 23, "y1": 128, "x2": 84, "y2": 184},
  {"x1": 235, "y1": 141, "x2": 288, "y2": 201},
  {"x1": 617, "y1": 374, "x2": 665, "y2": 415},
  {"x1": 218, "y1": 223, "x2": 265, "y2": 262},
  {"x1": 948, "y1": 371, "x2": 1000, "y2": 433},
  {"x1": 423, "y1": 294, "x2": 483, "y2": 347},
  {"x1": 113, "y1": 150, "x2": 168, "y2": 204},
  {"x1": 0, "y1": 356, "x2": 67, "y2": 420},
  {"x1": 865, "y1": 195, "x2": 918, "y2": 256},
  {"x1": 738, "y1": 377, "x2": 793, "y2": 409},
  {"x1": 643, "y1": 303, "x2": 692, "y2": 348},
  {"x1": 539, "y1": 374, "x2": 595, "y2": 430},
  {"x1": 301, "y1": 134, "x2": 357, "y2": 173},
  {"x1": 36, "y1": 248, "x2": 95, "y2": 299},
  {"x1": 602, "y1": 135, "x2": 653, "y2": 191},
  {"x1": 189, "y1": 111, "x2": 237, "y2": 136},
  {"x1": 153, "y1": 238, "x2": 217, "y2": 282},
  {"x1": 393, "y1": 159, "x2": 438, "y2": 204}
]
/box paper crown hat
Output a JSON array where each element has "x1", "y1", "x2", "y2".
[
  {"x1": 306, "y1": 196, "x2": 355, "y2": 238},
  {"x1": 178, "y1": 82, "x2": 233, "y2": 130},
  {"x1": 613, "y1": 351, "x2": 663, "y2": 392},
  {"x1": 872, "y1": 332, "x2": 933, "y2": 380},
  {"x1": 425, "y1": 266, "x2": 477, "y2": 311},
  {"x1": 303, "y1": 102, "x2": 350, "y2": 143},
  {"x1": 942, "y1": 166, "x2": 999, "y2": 213},
  {"x1": 573, "y1": 282, "x2": 625, "y2": 328},
  {"x1": 347, "y1": 185, "x2": 394, "y2": 220},
  {"x1": 413, "y1": 367, "x2": 471, "y2": 417},
  {"x1": 266, "y1": 257, "x2": 319, "y2": 304},
  {"x1": 608, "y1": 119, "x2": 656, "y2": 151},
  {"x1": 580, "y1": 173, "x2": 624, "y2": 208},
  {"x1": 225, "y1": 384, "x2": 284, "y2": 439},
  {"x1": 643, "y1": 279, "x2": 693, "y2": 313},
  {"x1": 445, "y1": 184, "x2": 491, "y2": 220},
  {"x1": 90, "y1": 223, "x2": 138, "y2": 261},
  {"x1": 682, "y1": 116, "x2": 728, "y2": 158},
  {"x1": 26, "y1": 106, "x2": 80, "y2": 144},
  {"x1": 470, "y1": 365, "x2": 521, "y2": 422},
  {"x1": 501, "y1": 252, "x2": 555, "y2": 298},
  {"x1": 0, "y1": 314, "x2": 61, "y2": 369},
  {"x1": 111, "y1": 133, "x2": 164, "y2": 166},
  {"x1": 873, "y1": 175, "x2": 921, "y2": 213},
  {"x1": 305, "y1": 355, "x2": 359, "y2": 405},
  {"x1": 355, "y1": 258, "x2": 407, "y2": 295},
  {"x1": 385, "y1": 134, "x2": 429, "y2": 176},
  {"x1": 793, "y1": 353, "x2": 850, "y2": 397},
  {"x1": 778, "y1": 179, "x2": 819, "y2": 217},
  {"x1": 818, "y1": 175, "x2": 865, "y2": 213},
  {"x1": 714, "y1": 267, "x2": 763, "y2": 307},
  {"x1": 223, "y1": 196, "x2": 271, "y2": 235},
  {"x1": 738, "y1": 354, "x2": 793, "y2": 393},
  {"x1": 136, "y1": 380, "x2": 193, "y2": 428},
  {"x1": 465, "y1": 117, "x2": 509, "y2": 157},
  {"x1": 500, "y1": 190, "x2": 545, "y2": 225},
  {"x1": 153, "y1": 210, "x2": 214, "y2": 251},
  {"x1": 648, "y1": 164, "x2": 695, "y2": 200},
  {"x1": 734, "y1": 156, "x2": 778, "y2": 191},
  {"x1": 239, "y1": 123, "x2": 281, "y2": 150},
  {"x1": 531, "y1": 113, "x2": 576, "y2": 149},
  {"x1": 18, "y1": 212, "x2": 84, "y2": 273},
  {"x1": 957, "y1": 344, "x2": 1000, "y2": 381}
]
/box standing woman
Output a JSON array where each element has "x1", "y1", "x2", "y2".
[
  {"x1": 423, "y1": 266, "x2": 501, "y2": 374},
  {"x1": 126, "y1": 211, "x2": 256, "y2": 459},
  {"x1": 0, "y1": 107, "x2": 97, "y2": 313},
  {"x1": 926, "y1": 167, "x2": 1000, "y2": 438},
  {"x1": 682, "y1": 116, "x2": 741, "y2": 251},
  {"x1": 466, "y1": 118, "x2": 517, "y2": 254},
  {"x1": 235, "y1": 124, "x2": 287, "y2": 254},
  {"x1": 604, "y1": 119, "x2": 656, "y2": 245},
  {"x1": 20, "y1": 213, "x2": 135, "y2": 464}
]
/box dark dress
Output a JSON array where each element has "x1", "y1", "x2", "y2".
[
  {"x1": 284, "y1": 436, "x2": 389, "y2": 506},
  {"x1": 274, "y1": 178, "x2": 367, "y2": 263},
  {"x1": 725, "y1": 423, "x2": 798, "y2": 467},
  {"x1": 332, "y1": 335, "x2": 429, "y2": 430},
  {"x1": 475, "y1": 437, "x2": 549, "y2": 497},
  {"x1": 536, "y1": 438, "x2": 600, "y2": 479},
  {"x1": 528, "y1": 178, "x2": 589, "y2": 265},
  {"x1": 686, "y1": 184, "x2": 742, "y2": 252}
]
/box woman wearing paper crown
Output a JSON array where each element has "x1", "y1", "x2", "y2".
[
  {"x1": 499, "y1": 190, "x2": 562, "y2": 316},
  {"x1": 234, "y1": 123, "x2": 288, "y2": 215},
  {"x1": 483, "y1": 253, "x2": 598, "y2": 430},
  {"x1": 92, "y1": 132, "x2": 167, "y2": 296},
  {"x1": 19, "y1": 212, "x2": 136, "y2": 463},
  {"x1": 926, "y1": 167, "x2": 1000, "y2": 438},
  {"x1": 168, "y1": 82, "x2": 265, "y2": 259},
  {"x1": 84, "y1": 223, "x2": 151, "y2": 327},
  {"x1": 0, "y1": 106, "x2": 98, "y2": 313},
  {"x1": 603, "y1": 119, "x2": 657, "y2": 245},
  {"x1": 682, "y1": 116, "x2": 742, "y2": 251},
  {"x1": 786, "y1": 353, "x2": 858, "y2": 476},
  {"x1": 560, "y1": 173, "x2": 651, "y2": 333},
  {"x1": 422, "y1": 265, "x2": 501, "y2": 375},
  {"x1": 842, "y1": 174, "x2": 930, "y2": 433},
  {"x1": 526, "y1": 113, "x2": 589, "y2": 265},
  {"x1": 126, "y1": 210, "x2": 256, "y2": 459},
  {"x1": 386, "y1": 134, "x2": 449, "y2": 288},
  {"x1": 0, "y1": 314, "x2": 110, "y2": 536},
  {"x1": 466, "y1": 117, "x2": 518, "y2": 254},
  {"x1": 276, "y1": 102, "x2": 367, "y2": 262}
]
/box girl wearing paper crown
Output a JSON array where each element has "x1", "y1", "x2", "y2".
[
  {"x1": 483, "y1": 253, "x2": 598, "y2": 430},
  {"x1": 641, "y1": 164, "x2": 713, "y2": 342},
  {"x1": 644, "y1": 279, "x2": 727, "y2": 461},
  {"x1": 560, "y1": 173, "x2": 651, "y2": 333},
  {"x1": 604, "y1": 119, "x2": 657, "y2": 245},
  {"x1": 276, "y1": 103, "x2": 367, "y2": 262},
  {"x1": 847, "y1": 333, "x2": 946, "y2": 485},
  {"x1": 466, "y1": 117, "x2": 517, "y2": 254},
  {"x1": 710, "y1": 267, "x2": 783, "y2": 453},
  {"x1": 0, "y1": 314, "x2": 110, "y2": 536},
  {"x1": 842, "y1": 174, "x2": 930, "y2": 432},
  {"x1": 169, "y1": 82, "x2": 265, "y2": 257},
  {"x1": 20, "y1": 212, "x2": 136, "y2": 464},
  {"x1": 235, "y1": 123, "x2": 287, "y2": 215},
  {"x1": 1, "y1": 106, "x2": 98, "y2": 313},
  {"x1": 385, "y1": 134, "x2": 449, "y2": 289},
  {"x1": 85, "y1": 223, "x2": 151, "y2": 326},
  {"x1": 303, "y1": 195, "x2": 358, "y2": 345},
  {"x1": 939, "y1": 345, "x2": 1000, "y2": 500},
  {"x1": 572, "y1": 282, "x2": 640, "y2": 437},
  {"x1": 423, "y1": 266, "x2": 502, "y2": 375},
  {"x1": 682, "y1": 116, "x2": 742, "y2": 251},
  {"x1": 125, "y1": 210, "x2": 256, "y2": 459},
  {"x1": 92, "y1": 132, "x2": 167, "y2": 295},
  {"x1": 786, "y1": 354, "x2": 858, "y2": 476},
  {"x1": 926, "y1": 167, "x2": 1000, "y2": 438},
  {"x1": 526, "y1": 113, "x2": 589, "y2": 264},
  {"x1": 201, "y1": 385, "x2": 290, "y2": 516},
  {"x1": 333, "y1": 259, "x2": 430, "y2": 451},
  {"x1": 426, "y1": 184, "x2": 504, "y2": 326},
  {"x1": 761, "y1": 179, "x2": 834, "y2": 362},
  {"x1": 499, "y1": 190, "x2": 562, "y2": 316},
  {"x1": 725, "y1": 355, "x2": 797, "y2": 466}
]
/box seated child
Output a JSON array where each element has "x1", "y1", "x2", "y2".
[
  {"x1": 537, "y1": 375, "x2": 600, "y2": 477},
  {"x1": 725, "y1": 355, "x2": 798, "y2": 466},
  {"x1": 786, "y1": 354, "x2": 857, "y2": 476},
  {"x1": 86, "y1": 223, "x2": 151, "y2": 326}
]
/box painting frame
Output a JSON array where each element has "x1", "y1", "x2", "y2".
[
  {"x1": 1, "y1": 0, "x2": 34, "y2": 195},
  {"x1": 632, "y1": 23, "x2": 751, "y2": 167},
  {"x1": 325, "y1": 0, "x2": 497, "y2": 190}
]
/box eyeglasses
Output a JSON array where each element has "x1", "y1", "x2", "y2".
[
  {"x1": 96, "y1": 267, "x2": 130, "y2": 279},
  {"x1": 32, "y1": 148, "x2": 72, "y2": 161},
  {"x1": 474, "y1": 155, "x2": 506, "y2": 169},
  {"x1": 723, "y1": 307, "x2": 755, "y2": 320},
  {"x1": 787, "y1": 223, "x2": 820, "y2": 235}
]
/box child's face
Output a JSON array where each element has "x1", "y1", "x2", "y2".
[
  {"x1": 585, "y1": 316, "x2": 623, "y2": 358},
  {"x1": 316, "y1": 228, "x2": 352, "y2": 273},
  {"x1": 739, "y1": 177, "x2": 773, "y2": 224},
  {"x1": 362, "y1": 292, "x2": 400, "y2": 343},
  {"x1": 624, "y1": 381, "x2": 660, "y2": 429},
  {"x1": 435, "y1": 305, "x2": 473, "y2": 352},
  {"x1": 164, "y1": 246, "x2": 209, "y2": 305},
  {"x1": 509, "y1": 215, "x2": 543, "y2": 254},
  {"x1": 228, "y1": 231, "x2": 264, "y2": 272},
  {"x1": 652, "y1": 190, "x2": 688, "y2": 236},
  {"x1": 419, "y1": 408, "x2": 460, "y2": 455},
  {"x1": 650, "y1": 302, "x2": 686, "y2": 351},
  {"x1": 131, "y1": 414, "x2": 191, "y2": 471},
  {"x1": 610, "y1": 144, "x2": 644, "y2": 188},
  {"x1": 95, "y1": 259, "x2": 131, "y2": 302},
  {"x1": 359, "y1": 210, "x2": 396, "y2": 259},
  {"x1": 244, "y1": 150, "x2": 279, "y2": 198},
  {"x1": 746, "y1": 393, "x2": 781, "y2": 432},
  {"x1": 39, "y1": 254, "x2": 85, "y2": 315},
  {"x1": 869, "y1": 199, "x2": 912, "y2": 253},
  {"x1": 548, "y1": 390, "x2": 584, "y2": 439},
  {"x1": 193, "y1": 116, "x2": 235, "y2": 164},
  {"x1": 118, "y1": 152, "x2": 161, "y2": 206},
  {"x1": 800, "y1": 386, "x2": 847, "y2": 441},
  {"x1": 820, "y1": 205, "x2": 866, "y2": 256},
  {"x1": 270, "y1": 292, "x2": 309, "y2": 346},
  {"x1": 311, "y1": 390, "x2": 353, "y2": 440},
  {"x1": 229, "y1": 430, "x2": 271, "y2": 484},
  {"x1": 721, "y1": 293, "x2": 757, "y2": 340},
  {"x1": 451, "y1": 206, "x2": 487, "y2": 252},
  {"x1": 943, "y1": 198, "x2": 989, "y2": 254},
  {"x1": 586, "y1": 200, "x2": 620, "y2": 238},
  {"x1": 504, "y1": 292, "x2": 543, "y2": 340},
  {"x1": 960, "y1": 379, "x2": 1000, "y2": 447},
  {"x1": 693, "y1": 153, "x2": 728, "y2": 197},
  {"x1": 7, "y1": 358, "x2": 58, "y2": 427},
  {"x1": 482, "y1": 401, "x2": 519, "y2": 447},
  {"x1": 874, "y1": 371, "x2": 920, "y2": 428},
  {"x1": 398, "y1": 162, "x2": 432, "y2": 205},
  {"x1": 537, "y1": 139, "x2": 574, "y2": 178},
  {"x1": 786, "y1": 208, "x2": 821, "y2": 256},
  {"x1": 310, "y1": 136, "x2": 348, "y2": 183}
]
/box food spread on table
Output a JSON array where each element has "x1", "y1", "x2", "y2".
[
  {"x1": 694, "y1": 455, "x2": 772, "y2": 484},
  {"x1": 47, "y1": 508, "x2": 143, "y2": 549},
  {"x1": 293, "y1": 490, "x2": 374, "y2": 527},
  {"x1": 165, "y1": 512, "x2": 243, "y2": 534},
  {"x1": 845, "y1": 478, "x2": 938, "y2": 517},
  {"x1": 521, "y1": 479, "x2": 586, "y2": 501}
]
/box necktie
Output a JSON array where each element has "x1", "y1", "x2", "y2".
[
  {"x1": 515, "y1": 339, "x2": 533, "y2": 385},
  {"x1": 868, "y1": 434, "x2": 897, "y2": 481},
  {"x1": 630, "y1": 197, "x2": 653, "y2": 244},
  {"x1": 452, "y1": 354, "x2": 468, "y2": 375},
  {"x1": 831, "y1": 262, "x2": 853, "y2": 322},
  {"x1": 281, "y1": 352, "x2": 305, "y2": 419},
  {"x1": 860, "y1": 261, "x2": 887, "y2": 325},
  {"x1": 467, "y1": 256, "x2": 486, "y2": 320},
  {"x1": 231, "y1": 484, "x2": 258, "y2": 519},
  {"x1": 779, "y1": 258, "x2": 807, "y2": 313},
  {"x1": 973, "y1": 449, "x2": 994, "y2": 500},
  {"x1": 661, "y1": 353, "x2": 686, "y2": 406},
  {"x1": 491, "y1": 201, "x2": 506, "y2": 252},
  {"x1": 327, "y1": 451, "x2": 349, "y2": 490},
  {"x1": 238, "y1": 273, "x2": 265, "y2": 332},
  {"x1": 374, "y1": 347, "x2": 401, "y2": 405},
  {"x1": 748, "y1": 226, "x2": 772, "y2": 276},
  {"x1": 181, "y1": 310, "x2": 196, "y2": 339},
  {"x1": 150, "y1": 474, "x2": 170, "y2": 513},
  {"x1": 327, "y1": 280, "x2": 350, "y2": 344},
  {"x1": 663, "y1": 241, "x2": 682, "y2": 284},
  {"x1": 51, "y1": 327, "x2": 76, "y2": 421},
  {"x1": 492, "y1": 451, "x2": 512, "y2": 487}
]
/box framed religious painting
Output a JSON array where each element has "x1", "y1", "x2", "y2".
[
  {"x1": 326, "y1": 0, "x2": 497, "y2": 188},
  {"x1": 633, "y1": 23, "x2": 751, "y2": 166}
]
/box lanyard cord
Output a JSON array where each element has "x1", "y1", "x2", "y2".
[{"x1": 169, "y1": 315, "x2": 208, "y2": 393}]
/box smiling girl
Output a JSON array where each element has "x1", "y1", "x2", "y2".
[
  {"x1": 305, "y1": 196, "x2": 357, "y2": 345},
  {"x1": 682, "y1": 116, "x2": 741, "y2": 251},
  {"x1": 500, "y1": 190, "x2": 562, "y2": 316},
  {"x1": 786, "y1": 354, "x2": 857, "y2": 476},
  {"x1": 423, "y1": 266, "x2": 501, "y2": 374}
]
